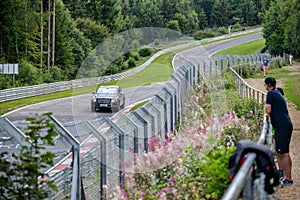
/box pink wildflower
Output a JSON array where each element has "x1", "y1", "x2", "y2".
[{"x1": 162, "y1": 188, "x2": 169, "y2": 193}]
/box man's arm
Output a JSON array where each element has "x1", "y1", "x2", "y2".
[{"x1": 265, "y1": 103, "x2": 271, "y2": 117}]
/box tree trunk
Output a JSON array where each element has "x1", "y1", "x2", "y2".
[
  {"x1": 47, "y1": 0, "x2": 51, "y2": 70},
  {"x1": 40, "y1": 0, "x2": 43, "y2": 68},
  {"x1": 52, "y1": 0, "x2": 56, "y2": 67}
]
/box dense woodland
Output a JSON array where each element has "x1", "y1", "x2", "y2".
[{"x1": 0, "y1": 0, "x2": 299, "y2": 89}]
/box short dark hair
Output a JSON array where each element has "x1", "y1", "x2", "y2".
[
  {"x1": 264, "y1": 77, "x2": 276, "y2": 87},
  {"x1": 277, "y1": 87, "x2": 284, "y2": 96}
]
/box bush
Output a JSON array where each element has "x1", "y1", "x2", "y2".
[
  {"x1": 197, "y1": 145, "x2": 235, "y2": 199},
  {"x1": 193, "y1": 30, "x2": 219, "y2": 40},
  {"x1": 233, "y1": 23, "x2": 242, "y2": 31},
  {"x1": 235, "y1": 64, "x2": 254, "y2": 78},
  {"x1": 127, "y1": 57, "x2": 136, "y2": 68},
  {"x1": 218, "y1": 26, "x2": 228, "y2": 34},
  {"x1": 130, "y1": 51, "x2": 140, "y2": 61},
  {"x1": 18, "y1": 60, "x2": 42, "y2": 86},
  {"x1": 223, "y1": 73, "x2": 236, "y2": 90},
  {"x1": 139, "y1": 47, "x2": 152, "y2": 57}
]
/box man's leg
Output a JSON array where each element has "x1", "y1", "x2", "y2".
[{"x1": 278, "y1": 152, "x2": 292, "y2": 180}]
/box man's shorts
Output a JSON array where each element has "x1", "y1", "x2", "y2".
[{"x1": 274, "y1": 123, "x2": 293, "y2": 154}]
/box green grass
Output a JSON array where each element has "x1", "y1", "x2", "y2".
[
  {"x1": 249, "y1": 65, "x2": 300, "y2": 110},
  {"x1": 213, "y1": 38, "x2": 266, "y2": 56},
  {"x1": 0, "y1": 90, "x2": 73, "y2": 115},
  {"x1": 116, "y1": 52, "x2": 174, "y2": 88},
  {"x1": 284, "y1": 75, "x2": 300, "y2": 109}
]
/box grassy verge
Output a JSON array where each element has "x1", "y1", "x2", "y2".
[
  {"x1": 284, "y1": 75, "x2": 300, "y2": 109},
  {"x1": 117, "y1": 52, "x2": 174, "y2": 88},
  {"x1": 213, "y1": 38, "x2": 266, "y2": 56},
  {"x1": 250, "y1": 66, "x2": 300, "y2": 109}
]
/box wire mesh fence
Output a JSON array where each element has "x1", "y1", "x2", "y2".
[{"x1": 37, "y1": 52, "x2": 287, "y2": 199}]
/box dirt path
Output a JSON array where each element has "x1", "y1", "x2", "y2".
[{"x1": 245, "y1": 62, "x2": 300, "y2": 199}]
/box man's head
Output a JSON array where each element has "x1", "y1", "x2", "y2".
[{"x1": 264, "y1": 77, "x2": 276, "y2": 91}]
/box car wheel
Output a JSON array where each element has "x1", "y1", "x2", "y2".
[
  {"x1": 112, "y1": 105, "x2": 120, "y2": 113},
  {"x1": 91, "y1": 105, "x2": 96, "y2": 112}
]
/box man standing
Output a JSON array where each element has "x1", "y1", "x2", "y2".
[
  {"x1": 289, "y1": 53, "x2": 294, "y2": 66},
  {"x1": 264, "y1": 77, "x2": 293, "y2": 185}
]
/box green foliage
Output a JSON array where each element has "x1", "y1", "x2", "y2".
[
  {"x1": 127, "y1": 57, "x2": 136, "y2": 68},
  {"x1": 236, "y1": 64, "x2": 255, "y2": 78},
  {"x1": 129, "y1": 51, "x2": 140, "y2": 61},
  {"x1": 212, "y1": 0, "x2": 232, "y2": 27},
  {"x1": 139, "y1": 47, "x2": 153, "y2": 57},
  {"x1": 194, "y1": 30, "x2": 220, "y2": 40},
  {"x1": 0, "y1": 0, "x2": 265, "y2": 88},
  {"x1": 263, "y1": 0, "x2": 300, "y2": 57},
  {"x1": 225, "y1": 89, "x2": 264, "y2": 117},
  {"x1": 223, "y1": 73, "x2": 236, "y2": 90},
  {"x1": 218, "y1": 27, "x2": 228, "y2": 35},
  {"x1": 0, "y1": 113, "x2": 58, "y2": 199},
  {"x1": 167, "y1": 20, "x2": 181, "y2": 32},
  {"x1": 17, "y1": 60, "x2": 42, "y2": 86},
  {"x1": 75, "y1": 17, "x2": 110, "y2": 48},
  {"x1": 197, "y1": 145, "x2": 235, "y2": 199}
]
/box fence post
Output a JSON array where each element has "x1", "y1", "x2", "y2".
[{"x1": 132, "y1": 111, "x2": 149, "y2": 153}]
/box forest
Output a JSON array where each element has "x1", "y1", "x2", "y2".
[{"x1": 0, "y1": 0, "x2": 299, "y2": 89}]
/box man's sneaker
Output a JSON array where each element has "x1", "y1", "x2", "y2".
[
  {"x1": 279, "y1": 176, "x2": 285, "y2": 182},
  {"x1": 280, "y1": 177, "x2": 293, "y2": 185}
]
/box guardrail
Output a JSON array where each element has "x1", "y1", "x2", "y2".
[
  {"x1": 37, "y1": 52, "x2": 286, "y2": 200},
  {"x1": 222, "y1": 71, "x2": 278, "y2": 200},
  {"x1": 0, "y1": 28, "x2": 262, "y2": 104}
]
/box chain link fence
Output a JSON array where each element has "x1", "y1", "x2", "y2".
[{"x1": 37, "y1": 52, "x2": 287, "y2": 199}]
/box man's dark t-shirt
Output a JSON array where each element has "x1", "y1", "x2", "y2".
[{"x1": 266, "y1": 89, "x2": 292, "y2": 128}]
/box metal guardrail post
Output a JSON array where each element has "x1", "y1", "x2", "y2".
[
  {"x1": 154, "y1": 94, "x2": 168, "y2": 143},
  {"x1": 147, "y1": 102, "x2": 162, "y2": 139},
  {"x1": 84, "y1": 121, "x2": 107, "y2": 200},
  {"x1": 103, "y1": 117, "x2": 125, "y2": 186},
  {"x1": 120, "y1": 115, "x2": 139, "y2": 155},
  {"x1": 50, "y1": 116, "x2": 81, "y2": 200},
  {"x1": 140, "y1": 107, "x2": 156, "y2": 136},
  {"x1": 164, "y1": 83, "x2": 178, "y2": 133},
  {"x1": 132, "y1": 111, "x2": 149, "y2": 153}
]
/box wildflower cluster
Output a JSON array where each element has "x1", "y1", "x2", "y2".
[{"x1": 112, "y1": 74, "x2": 264, "y2": 199}]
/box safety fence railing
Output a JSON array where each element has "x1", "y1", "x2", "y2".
[
  {"x1": 0, "y1": 51, "x2": 286, "y2": 200},
  {"x1": 35, "y1": 52, "x2": 286, "y2": 200},
  {"x1": 0, "y1": 28, "x2": 262, "y2": 103},
  {"x1": 217, "y1": 54, "x2": 281, "y2": 200},
  {"x1": 221, "y1": 85, "x2": 279, "y2": 200},
  {"x1": 2, "y1": 37, "x2": 290, "y2": 199}
]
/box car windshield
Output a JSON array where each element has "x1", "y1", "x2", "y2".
[{"x1": 97, "y1": 87, "x2": 118, "y2": 94}]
